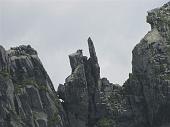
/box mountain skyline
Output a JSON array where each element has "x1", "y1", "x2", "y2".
[{"x1": 1, "y1": 0, "x2": 169, "y2": 89}]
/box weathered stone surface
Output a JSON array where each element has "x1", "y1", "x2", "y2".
[
  {"x1": 0, "y1": 46, "x2": 9, "y2": 71},
  {"x1": 0, "y1": 2, "x2": 170, "y2": 127},
  {"x1": 58, "y1": 37, "x2": 125, "y2": 127},
  {"x1": 0, "y1": 45, "x2": 69, "y2": 127},
  {"x1": 124, "y1": 2, "x2": 170, "y2": 127},
  {"x1": 57, "y1": 2, "x2": 170, "y2": 127}
]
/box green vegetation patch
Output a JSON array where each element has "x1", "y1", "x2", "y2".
[
  {"x1": 14, "y1": 79, "x2": 48, "y2": 94},
  {"x1": 161, "y1": 73, "x2": 170, "y2": 80},
  {"x1": 108, "y1": 92, "x2": 122, "y2": 112},
  {"x1": 0, "y1": 70, "x2": 10, "y2": 78},
  {"x1": 97, "y1": 117, "x2": 114, "y2": 127}
]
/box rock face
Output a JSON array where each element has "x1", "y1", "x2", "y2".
[
  {"x1": 124, "y1": 2, "x2": 170, "y2": 127},
  {"x1": 0, "y1": 45, "x2": 69, "y2": 127},
  {"x1": 0, "y1": 2, "x2": 170, "y2": 127},
  {"x1": 58, "y1": 37, "x2": 116, "y2": 127},
  {"x1": 58, "y1": 2, "x2": 170, "y2": 127}
]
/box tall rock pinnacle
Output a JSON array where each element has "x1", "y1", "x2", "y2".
[
  {"x1": 87, "y1": 37, "x2": 100, "y2": 81},
  {"x1": 58, "y1": 37, "x2": 117, "y2": 127},
  {"x1": 88, "y1": 37, "x2": 98, "y2": 63}
]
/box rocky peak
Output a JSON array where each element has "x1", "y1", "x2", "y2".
[
  {"x1": 8, "y1": 45, "x2": 37, "y2": 57},
  {"x1": 147, "y1": 2, "x2": 170, "y2": 27},
  {"x1": 0, "y1": 45, "x2": 69, "y2": 127},
  {"x1": 87, "y1": 37, "x2": 100, "y2": 81},
  {"x1": 69, "y1": 49, "x2": 86, "y2": 72},
  {"x1": 1, "y1": 2, "x2": 170, "y2": 127},
  {"x1": 59, "y1": 2, "x2": 170, "y2": 127},
  {"x1": 88, "y1": 37, "x2": 98, "y2": 63},
  {"x1": 125, "y1": 2, "x2": 170, "y2": 127},
  {"x1": 0, "y1": 46, "x2": 9, "y2": 72},
  {"x1": 147, "y1": 2, "x2": 170, "y2": 43},
  {"x1": 58, "y1": 37, "x2": 121, "y2": 127}
]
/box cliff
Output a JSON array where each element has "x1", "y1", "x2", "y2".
[
  {"x1": 58, "y1": 2, "x2": 170, "y2": 127},
  {"x1": 0, "y1": 1, "x2": 170, "y2": 127},
  {"x1": 0, "y1": 45, "x2": 69, "y2": 127}
]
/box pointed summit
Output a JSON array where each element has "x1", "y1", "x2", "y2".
[{"x1": 88, "y1": 37, "x2": 98, "y2": 62}]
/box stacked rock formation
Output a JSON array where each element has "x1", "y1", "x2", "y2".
[
  {"x1": 0, "y1": 45, "x2": 69, "y2": 127},
  {"x1": 0, "y1": 1, "x2": 170, "y2": 127},
  {"x1": 58, "y1": 37, "x2": 117, "y2": 127},
  {"x1": 58, "y1": 2, "x2": 170, "y2": 127}
]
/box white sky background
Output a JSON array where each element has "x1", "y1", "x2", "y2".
[{"x1": 0, "y1": 0, "x2": 169, "y2": 90}]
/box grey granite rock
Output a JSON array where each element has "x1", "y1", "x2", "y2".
[
  {"x1": 0, "y1": 2, "x2": 170, "y2": 127},
  {"x1": 58, "y1": 2, "x2": 170, "y2": 127},
  {"x1": 0, "y1": 45, "x2": 69, "y2": 127}
]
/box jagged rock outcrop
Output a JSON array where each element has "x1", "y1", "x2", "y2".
[
  {"x1": 58, "y1": 2, "x2": 170, "y2": 127},
  {"x1": 124, "y1": 2, "x2": 170, "y2": 127},
  {"x1": 0, "y1": 45, "x2": 69, "y2": 127},
  {"x1": 58, "y1": 37, "x2": 117, "y2": 127},
  {"x1": 0, "y1": 2, "x2": 170, "y2": 127}
]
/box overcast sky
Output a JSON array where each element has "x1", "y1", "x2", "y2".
[{"x1": 0, "y1": 0, "x2": 169, "y2": 90}]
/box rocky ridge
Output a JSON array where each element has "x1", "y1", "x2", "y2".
[
  {"x1": 58, "y1": 2, "x2": 170, "y2": 127},
  {"x1": 0, "y1": 45, "x2": 69, "y2": 127},
  {"x1": 0, "y1": 1, "x2": 170, "y2": 127}
]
